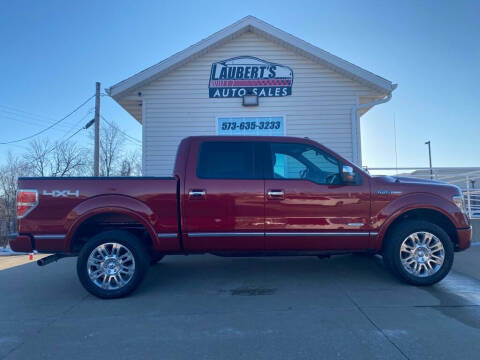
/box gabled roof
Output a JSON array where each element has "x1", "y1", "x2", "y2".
[{"x1": 107, "y1": 16, "x2": 395, "y2": 99}]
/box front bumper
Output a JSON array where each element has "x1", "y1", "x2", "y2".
[
  {"x1": 456, "y1": 226, "x2": 472, "y2": 251},
  {"x1": 8, "y1": 233, "x2": 33, "y2": 252}
]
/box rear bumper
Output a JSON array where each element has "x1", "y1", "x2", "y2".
[
  {"x1": 456, "y1": 226, "x2": 472, "y2": 251},
  {"x1": 8, "y1": 233, "x2": 67, "y2": 253},
  {"x1": 8, "y1": 233, "x2": 33, "y2": 252}
]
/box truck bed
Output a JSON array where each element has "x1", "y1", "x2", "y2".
[{"x1": 16, "y1": 176, "x2": 179, "y2": 253}]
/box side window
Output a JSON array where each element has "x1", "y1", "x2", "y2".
[
  {"x1": 303, "y1": 149, "x2": 339, "y2": 176},
  {"x1": 270, "y1": 143, "x2": 341, "y2": 185},
  {"x1": 273, "y1": 153, "x2": 307, "y2": 179},
  {"x1": 197, "y1": 142, "x2": 259, "y2": 179}
]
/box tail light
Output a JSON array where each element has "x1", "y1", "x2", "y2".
[{"x1": 17, "y1": 189, "x2": 38, "y2": 218}]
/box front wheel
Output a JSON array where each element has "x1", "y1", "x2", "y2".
[
  {"x1": 77, "y1": 230, "x2": 150, "y2": 299},
  {"x1": 383, "y1": 220, "x2": 454, "y2": 286}
]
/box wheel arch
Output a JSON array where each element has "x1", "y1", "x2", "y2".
[
  {"x1": 377, "y1": 207, "x2": 458, "y2": 252},
  {"x1": 64, "y1": 195, "x2": 159, "y2": 253},
  {"x1": 67, "y1": 209, "x2": 158, "y2": 254}
]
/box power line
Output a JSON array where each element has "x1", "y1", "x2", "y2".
[
  {"x1": 56, "y1": 108, "x2": 94, "y2": 142},
  {"x1": 0, "y1": 106, "x2": 94, "y2": 133},
  {"x1": 100, "y1": 115, "x2": 142, "y2": 146},
  {"x1": 101, "y1": 115, "x2": 141, "y2": 143},
  {"x1": 0, "y1": 94, "x2": 95, "y2": 145},
  {"x1": 22, "y1": 120, "x2": 94, "y2": 169},
  {"x1": 0, "y1": 104, "x2": 59, "y2": 121},
  {"x1": 0, "y1": 112, "x2": 78, "y2": 132}
]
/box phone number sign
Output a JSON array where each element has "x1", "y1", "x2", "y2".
[{"x1": 217, "y1": 117, "x2": 284, "y2": 136}]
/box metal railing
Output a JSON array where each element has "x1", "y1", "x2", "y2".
[{"x1": 464, "y1": 189, "x2": 480, "y2": 219}]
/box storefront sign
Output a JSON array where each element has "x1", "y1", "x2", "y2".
[
  {"x1": 209, "y1": 56, "x2": 293, "y2": 98},
  {"x1": 217, "y1": 116, "x2": 284, "y2": 136}
]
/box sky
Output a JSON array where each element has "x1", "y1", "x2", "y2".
[{"x1": 0, "y1": 0, "x2": 479, "y2": 170}]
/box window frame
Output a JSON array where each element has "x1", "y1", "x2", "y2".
[
  {"x1": 196, "y1": 141, "x2": 264, "y2": 180},
  {"x1": 266, "y1": 142, "x2": 361, "y2": 186}
]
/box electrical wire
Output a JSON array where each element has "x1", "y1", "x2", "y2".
[
  {"x1": 100, "y1": 115, "x2": 142, "y2": 146},
  {"x1": 21, "y1": 121, "x2": 93, "y2": 169},
  {"x1": 0, "y1": 94, "x2": 94, "y2": 145},
  {"x1": 56, "y1": 108, "x2": 94, "y2": 142}
]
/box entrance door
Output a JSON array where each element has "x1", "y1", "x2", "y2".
[
  {"x1": 183, "y1": 139, "x2": 265, "y2": 251},
  {"x1": 264, "y1": 141, "x2": 371, "y2": 251}
]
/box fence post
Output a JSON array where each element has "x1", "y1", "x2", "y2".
[{"x1": 466, "y1": 176, "x2": 472, "y2": 218}]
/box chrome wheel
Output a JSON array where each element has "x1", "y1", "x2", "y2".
[
  {"x1": 400, "y1": 232, "x2": 445, "y2": 277},
  {"x1": 87, "y1": 242, "x2": 135, "y2": 290}
]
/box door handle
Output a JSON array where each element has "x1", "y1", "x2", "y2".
[
  {"x1": 189, "y1": 190, "x2": 206, "y2": 199},
  {"x1": 267, "y1": 190, "x2": 284, "y2": 199}
]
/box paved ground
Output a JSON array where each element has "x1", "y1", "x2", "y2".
[
  {"x1": 0, "y1": 254, "x2": 48, "y2": 271},
  {"x1": 1, "y1": 246, "x2": 479, "y2": 360}
]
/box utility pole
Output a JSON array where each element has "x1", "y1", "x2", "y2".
[
  {"x1": 94, "y1": 82, "x2": 101, "y2": 176},
  {"x1": 425, "y1": 140, "x2": 433, "y2": 179}
]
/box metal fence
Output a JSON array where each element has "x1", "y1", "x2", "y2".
[{"x1": 464, "y1": 189, "x2": 480, "y2": 219}]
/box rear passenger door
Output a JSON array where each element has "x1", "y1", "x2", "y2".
[{"x1": 183, "y1": 140, "x2": 265, "y2": 251}]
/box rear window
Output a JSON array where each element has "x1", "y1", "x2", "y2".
[{"x1": 196, "y1": 142, "x2": 260, "y2": 179}]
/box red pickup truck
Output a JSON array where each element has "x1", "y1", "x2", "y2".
[{"x1": 10, "y1": 136, "x2": 472, "y2": 298}]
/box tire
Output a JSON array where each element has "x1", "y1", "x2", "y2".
[
  {"x1": 77, "y1": 230, "x2": 150, "y2": 299},
  {"x1": 383, "y1": 220, "x2": 454, "y2": 286}
]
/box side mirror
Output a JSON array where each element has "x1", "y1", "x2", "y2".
[{"x1": 341, "y1": 165, "x2": 356, "y2": 184}]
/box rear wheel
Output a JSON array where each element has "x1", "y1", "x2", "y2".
[
  {"x1": 383, "y1": 220, "x2": 454, "y2": 285},
  {"x1": 77, "y1": 230, "x2": 150, "y2": 299}
]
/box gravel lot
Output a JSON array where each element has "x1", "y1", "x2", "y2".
[{"x1": 1, "y1": 245, "x2": 479, "y2": 360}]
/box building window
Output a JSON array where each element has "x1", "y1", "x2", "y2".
[{"x1": 217, "y1": 116, "x2": 284, "y2": 136}]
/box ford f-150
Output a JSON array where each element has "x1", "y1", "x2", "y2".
[{"x1": 9, "y1": 136, "x2": 472, "y2": 298}]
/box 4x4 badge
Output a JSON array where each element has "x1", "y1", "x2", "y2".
[{"x1": 42, "y1": 190, "x2": 79, "y2": 198}]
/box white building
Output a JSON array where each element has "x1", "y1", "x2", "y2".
[{"x1": 108, "y1": 16, "x2": 396, "y2": 176}]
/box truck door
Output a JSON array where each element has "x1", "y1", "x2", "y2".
[
  {"x1": 183, "y1": 139, "x2": 265, "y2": 251},
  {"x1": 264, "y1": 141, "x2": 371, "y2": 251}
]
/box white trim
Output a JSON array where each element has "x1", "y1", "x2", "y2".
[
  {"x1": 355, "y1": 96, "x2": 362, "y2": 165},
  {"x1": 107, "y1": 16, "x2": 395, "y2": 98},
  {"x1": 350, "y1": 91, "x2": 395, "y2": 164},
  {"x1": 351, "y1": 96, "x2": 359, "y2": 165},
  {"x1": 141, "y1": 99, "x2": 146, "y2": 175}
]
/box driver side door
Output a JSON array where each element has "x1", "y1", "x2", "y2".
[{"x1": 264, "y1": 141, "x2": 371, "y2": 251}]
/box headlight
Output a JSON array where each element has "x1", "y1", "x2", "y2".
[{"x1": 453, "y1": 195, "x2": 466, "y2": 214}]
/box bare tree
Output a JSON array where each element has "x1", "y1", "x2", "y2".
[
  {"x1": 99, "y1": 122, "x2": 125, "y2": 176},
  {"x1": 51, "y1": 141, "x2": 88, "y2": 176},
  {"x1": 23, "y1": 138, "x2": 88, "y2": 177},
  {"x1": 24, "y1": 138, "x2": 49, "y2": 176},
  {"x1": 120, "y1": 150, "x2": 142, "y2": 176},
  {"x1": 0, "y1": 153, "x2": 30, "y2": 246}
]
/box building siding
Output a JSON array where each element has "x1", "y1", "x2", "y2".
[{"x1": 140, "y1": 31, "x2": 380, "y2": 176}]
